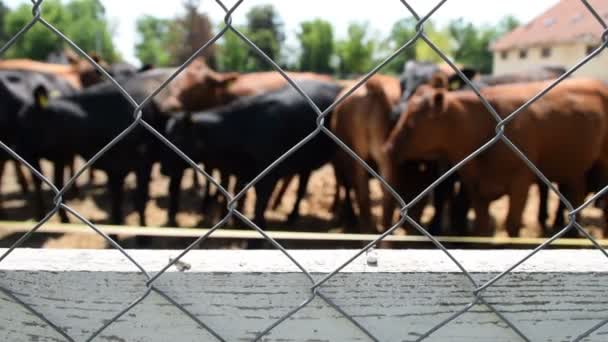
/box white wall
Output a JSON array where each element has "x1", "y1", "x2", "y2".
[{"x1": 493, "y1": 42, "x2": 608, "y2": 79}]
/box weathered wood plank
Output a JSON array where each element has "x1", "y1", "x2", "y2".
[{"x1": 1, "y1": 249, "x2": 608, "y2": 341}]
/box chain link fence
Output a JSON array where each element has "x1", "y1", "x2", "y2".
[{"x1": 1, "y1": 0, "x2": 608, "y2": 340}]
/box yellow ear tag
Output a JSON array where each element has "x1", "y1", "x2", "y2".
[
  {"x1": 449, "y1": 80, "x2": 460, "y2": 91},
  {"x1": 49, "y1": 90, "x2": 61, "y2": 98},
  {"x1": 37, "y1": 94, "x2": 49, "y2": 108}
]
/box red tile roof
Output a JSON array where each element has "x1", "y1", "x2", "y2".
[{"x1": 491, "y1": 0, "x2": 608, "y2": 51}]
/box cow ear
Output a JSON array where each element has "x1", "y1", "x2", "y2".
[
  {"x1": 447, "y1": 67, "x2": 478, "y2": 90},
  {"x1": 89, "y1": 52, "x2": 101, "y2": 64},
  {"x1": 33, "y1": 86, "x2": 49, "y2": 109},
  {"x1": 207, "y1": 71, "x2": 239, "y2": 87}
]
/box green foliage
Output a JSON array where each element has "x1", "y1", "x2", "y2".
[
  {"x1": 244, "y1": 4, "x2": 284, "y2": 70},
  {"x1": 335, "y1": 22, "x2": 376, "y2": 76},
  {"x1": 135, "y1": 2, "x2": 216, "y2": 67},
  {"x1": 384, "y1": 18, "x2": 417, "y2": 74},
  {"x1": 4, "y1": 0, "x2": 118, "y2": 62},
  {"x1": 297, "y1": 19, "x2": 334, "y2": 73},
  {"x1": 217, "y1": 28, "x2": 251, "y2": 72},
  {"x1": 415, "y1": 21, "x2": 452, "y2": 63},
  {"x1": 135, "y1": 16, "x2": 173, "y2": 67},
  {"x1": 449, "y1": 15, "x2": 520, "y2": 74}
]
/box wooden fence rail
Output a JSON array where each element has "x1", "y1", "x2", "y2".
[{"x1": 1, "y1": 249, "x2": 608, "y2": 341}]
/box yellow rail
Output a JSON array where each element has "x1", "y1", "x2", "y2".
[{"x1": 0, "y1": 221, "x2": 604, "y2": 247}]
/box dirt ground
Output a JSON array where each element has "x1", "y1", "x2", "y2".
[{"x1": 0, "y1": 159, "x2": 605, "y2": 249}]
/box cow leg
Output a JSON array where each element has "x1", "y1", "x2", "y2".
[
  {"x1": 167, "y1": 167, "x2": 184, "y2": 227},
  {"x1": 271, "y1": 176, "x2": 293, "y2": 211},
  {"x1": 0, "y1": 160, "x2": 6, "y2": 218},
  {"x1": 471, "y1": 194, "x2": 492, "y2": 237},
  {"x1": 450, "y1": 183, "x2": 470, "y2": 236},
  {"x1": 244, "y1": 178, "x2": 277, "y2": 249},
  {"x1": 253, "y1": 178, "x2": 277, "y2": 229},
  {"x1": 381, "y1": 167, "x2": 397, "y2": 233},
  {"x1": 562, "y1": 180, "x2": 586, "y2": 238},
  {"x1": 107, "y1": 174, "x2": 125, "y2": 225},
  {"x1": 329, "y1": 170, "x2": 342, "y2": 214},
  {"x1": 54, "y1": 161, "x2": 69, "y2": 223},
  {"x1": 135, "y1": 162, "x2": 152, "y2": 227},
  {"x1": 13, "y1": 161, "x2": 30, "y2": 195},
  {"x1": 505, "y1": 178, "x2": 531, "y2": 238},
  {"x1": 66, "y1": 158, "x2": 80, "y2": 199},
  {"x1": 88, "y1": 167, "x2": 96, "y2": 185},
  {"x1": 31, "y1": 159, "x2": 45, "y2": 221},
  {"x1": 429, "y1": 181, "x2": 449, "y2": 236},
  {"x1": 537, "y1": 181, "x2": 550, "y2": 234},
  {"x1": 192, "y1": 167, "x2": 201, "y2": 191},
  {"x1": 200, "y1": 168, "x2": 214, "y2": 215},
  {"x1": 331, "y1": 161, "x2": 356, "y2": 226},
  {"x1": 217, "y1": 171, "x2": 231, "y2": 219},
  {"x1": 352, "y1": 164, "x2": 374, "y2": 233},
  {"x1": 287, "y1": 172, "x2": 310, "y2": 224},
  {"x1": 234, "y1": 176, "x2": 247, "y2": 214}
]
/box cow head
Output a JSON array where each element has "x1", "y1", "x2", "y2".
[
  {"x1": 390, "y1": 61, "x2": 477, "y2": 121},
  {"x1": 65, "y1": 50, "x2": 109, "y2": 88},
  {"x1": 161, "y1": 58, "x2": 240, "y2": 113},
  {"x1": 384, "y1": 85, "x2": 450, "y2": 162}
]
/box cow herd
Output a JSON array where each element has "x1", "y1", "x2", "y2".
[{"x1": 1, "y1": 53, "x2": 606, "y2": 242}]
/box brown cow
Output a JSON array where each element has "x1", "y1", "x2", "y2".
[
  {"x1": 0, "y1": 53, "x2": 107, "y2": 89},
  {"x1": 330, "y1": 75, "x2": 412, "y2": 233},
  {"x1": 161, "y1": 58, "x2": 334, "y2": 112},
  {"x1": 330, "y1": 64, "x2": 476, "y2": 234},
  {"x1": 384, "y1": 79, "x2": 608, "y2": 237}
]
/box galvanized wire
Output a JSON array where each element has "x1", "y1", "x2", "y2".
[{"x1": 0, "y1": 0, "x2": 607, "y2": 341}]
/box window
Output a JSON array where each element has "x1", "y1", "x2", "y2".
[
  {"x1": 500, "y1": 51, "x2": 508, "y2": 60},
  {"x1": 541, "y1": 47, "x2": 551, "y2": 58},
  {"x1": 519, "y1": 50, "x2": 528, "y2": 59}
]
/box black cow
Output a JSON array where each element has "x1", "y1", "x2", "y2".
[
  {"x1": 162, "y1": 80, "x2": 342, "y2": 228},
  {"x1": 16, "y1": 78, "x2": 164, "y2": 225},
  {"x1": 0, "y1": 70, "x2": 77, "y2": 214}
]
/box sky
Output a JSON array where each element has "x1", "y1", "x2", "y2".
[{"x1": 5, "y1": 0, "x2": 560, "y2": 65}]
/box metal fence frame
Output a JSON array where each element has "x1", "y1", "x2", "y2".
[{"x1": 1, "y1": 0, "x2": 608, "y2": 341}]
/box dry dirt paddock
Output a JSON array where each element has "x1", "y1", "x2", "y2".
[{"x1": 0, "y1": 160, "x2": 605, "y2": 249}]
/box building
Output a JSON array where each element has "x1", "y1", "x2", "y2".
[{"x1": 491, "y1": 0, "x2": 608, "y2": 78}]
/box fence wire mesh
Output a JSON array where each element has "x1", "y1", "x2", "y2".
[{"x1": 0, "y1": 0, "x2": 608, "y2": 341}]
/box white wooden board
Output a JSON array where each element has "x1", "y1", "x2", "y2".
[{"x1": 1, "y1": 249, "x2": 608, "y2": 341}]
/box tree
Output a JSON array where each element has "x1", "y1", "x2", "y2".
[
  {"x1": 335, "y1": 22, "x2": 376, "y2": 77},
  {"x1": 384, "y1": 18, "x2": 417, "y2": 74},
  {"x1": 0, "y1": 1, "x2": 9, "y2": 43},
  {"x1": 244, "y1": 4, "x2": 284, "y2": 70},
  {"x1": 134, "y1": 0, "x2": 215, "y2": 67},
  {"x1": 63, "y1": 0, "x2": 117, "y2": 61},
  {"x1": 3, "y1": 0, "x2": 118, "y2": 62},
  {"x1": 217, "y1": 29, "x2": 249, "y2": 72},
  {"x1": 448, "y1": 15, "x2": 520, "y2": 74},
  {"x1": 414, "y1": 21, "x2": 452, "y2": 63},
  {"x1": 297, "y1": 19, "x2": 334, "y2": 73},
  {"x1": 168, "y1": 0, "x2": 216, "y2": 66},
  {"x1": 135, "y1": 16, "x2": 173, "y2": 67}
]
